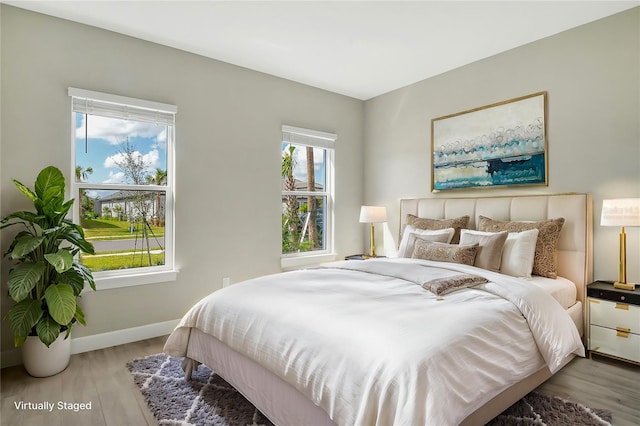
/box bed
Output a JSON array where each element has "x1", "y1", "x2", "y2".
[{"x1": 164, "y1": 193, "x2": 593, "y2": 425}]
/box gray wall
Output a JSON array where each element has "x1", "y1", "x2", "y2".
[
  {"x1": 0, "y1": 6, "x2": 364, "y2": 353},
  {"x1": 2, "y1": 5, "x2": 639, "y2": 357},
  {"x1": 364, "y1": 8, "x2": 639, "y2": 283}
]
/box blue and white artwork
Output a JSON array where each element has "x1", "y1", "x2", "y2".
[{"x1": 431, "y1": 92, "x2": 547, "y2": 191}]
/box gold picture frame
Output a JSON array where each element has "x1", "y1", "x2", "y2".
[{"x1": 431, "y1": 92, "x2": 548, "y2": 191}]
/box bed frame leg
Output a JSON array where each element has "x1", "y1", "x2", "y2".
[{"x1": 181, "y1": 357, "x2": 198, "y2": 381}]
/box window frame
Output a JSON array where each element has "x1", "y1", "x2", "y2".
[
  {"x1": 281, "y1": 125, "x2": 336, "y2": 268},
  {"x1": 68, "y1": 87, "x2": 177, "y2": 290}
]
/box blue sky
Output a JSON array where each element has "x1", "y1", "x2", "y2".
[
  {"x1": 74, "y1": 113, "x2": 168, "y2": 186},
  {"x1": 281, "y1": 142, "x2": 326, "y2": 188}
]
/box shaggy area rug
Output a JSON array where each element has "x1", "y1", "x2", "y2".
[
  {"x1": 487, "y1": 392, "x2": 612, "y2": 426},
  {"x1": 127, "y1": 354, "x2": 612, "y2": 426}
]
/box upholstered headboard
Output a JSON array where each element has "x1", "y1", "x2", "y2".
[{"x1": 399, "y1": 193, "x2": 593, "y2": 305}]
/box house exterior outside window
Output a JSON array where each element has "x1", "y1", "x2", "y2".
[
  {"x1": 69, "y1": 88, "x2": 177, "y2": 289},
  {"x1": 281, "y1": 125, "x2": 336, "y2": 267}
]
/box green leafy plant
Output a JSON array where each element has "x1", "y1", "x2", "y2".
[{"x1": 2, "y1": 166, "x2": 95, "y2": 347}]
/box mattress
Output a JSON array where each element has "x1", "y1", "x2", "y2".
[
  {"x1": 567, "y1": 301, "x2": 583, "y2": 336},
  {"x1": 528, "y1": 275, "x2": 577, "y2": 310}
]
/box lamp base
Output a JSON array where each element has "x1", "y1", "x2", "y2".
[{"x1": 614, "y1": 281, "x2": 636, "y2": 291}]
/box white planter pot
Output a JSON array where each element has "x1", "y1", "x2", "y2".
[{"x1": 22, "y1": 334, "x2": 71, "y2": 377}]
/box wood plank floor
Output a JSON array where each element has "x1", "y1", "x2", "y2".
[
  {"x1": 2, "y1": 337, "x2": 639, "y2": 425},
  {"x1": 536, "y1": 353, "x2": 640, "y2": 426},
  {"x1": 1, "y1": 337, "x2": 164, "y2": 426}
]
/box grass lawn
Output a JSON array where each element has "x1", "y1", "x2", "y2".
[
  {"x1": 81, "y1": 218, "x2": 164, "y2": 240},
  {"x1": 81, "y1": 252, "x2": 165, "y2": 271},
  {"x1": 80, "y1": 218, "x2": 165, "y2": 271}
]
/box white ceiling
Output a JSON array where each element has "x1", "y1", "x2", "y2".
[{"x1": 5, "y1": 1, "x2": 639, "y2": 100}]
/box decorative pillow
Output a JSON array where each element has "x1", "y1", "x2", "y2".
[
  {"x1": 406, "y1": 214, "x2": 470, "y2": 244},
  {"x1": 422, "y1": 274, "x2": 489, "y2": 296},
  {"x1": 499, "y1": 229, "x2": 539, "y2": 278},
  {"x1": 397, "y1": 226, "x2": 455, "y2": 258},
  {"x1": 459, "y1": 230, "x2": 508, "y2": 272},
  {"x1": 477, "y1": 216, "x2": 565, "y2": 278},
  {"x1": 411, "y1": 241, "x2": 478, "y2": 266}
]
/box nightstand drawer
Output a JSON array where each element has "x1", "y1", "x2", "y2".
[
  {"x1": 587, "y1": 284, "x2": 640, "y2": 304},
  {"x1": 589, "y1": 325, "x2": 640, "y2": 363},
  {"x1": 589, "y1": 298, "x2": 640, "y2": 332}
]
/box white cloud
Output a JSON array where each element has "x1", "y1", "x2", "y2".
[
  {"x1": 143, "y1": 149, "x2": 160, "y2": 169},
  {"x1": 156, "y1": 128, "x2": 167, "y2": 144},
  {"x1": 151, "y1": 130, "x2": 167, "y2": 152},
  {"x1": 103, "y1": 149, "x2": 160, "y2": 184},
  {"x1": 104, "y1": 149, "x2": 160, "y2": 171},
  {"x1": 103, "y1": 171, "x2": 125, "y2": 184},
  {"x1": 76, "y1": 115, "x2": 166, "y2": 145},
  {"x1": 104, "y1": 153, "x2": 124, "y2": 169},
  {"x1": 291, "y1": 146, "x2": 324, "y2": 182}
]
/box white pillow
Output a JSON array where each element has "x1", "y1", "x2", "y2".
[
  {"x1": 397, "y1": 225, "x2": 455, "y2": 258},
  {"x1": 499, "y1": 229, "x2": 539, "y2": 278}
]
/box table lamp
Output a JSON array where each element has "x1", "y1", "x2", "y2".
[
  {"x1": 359, "y1": 206, "x2": 387, "y2": 258},
  {"x1": 601, "y1": 198, "x2": 640, "y2": 291}
]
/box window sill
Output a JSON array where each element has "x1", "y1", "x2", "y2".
[
  {"x1": 281, "y1": 253, "x2": 337, "y2": 270},
  {"x1": 84, "y1": 269, "x2": 179, "y2": 292}
]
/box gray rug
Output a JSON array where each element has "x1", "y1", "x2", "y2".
[
  {"x1": 127, "y1": 354, "x2": 612, "y2": 426},
  {"x1": 487, "y1": 392, "x2": 612, "y2": 426},
  {"x1": 127, "y1": 353, "x2": 273, "y2": 425}
]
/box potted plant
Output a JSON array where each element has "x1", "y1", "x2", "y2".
[{"x1": 1, "y1": 166, "x2": 95, "y2": 377}]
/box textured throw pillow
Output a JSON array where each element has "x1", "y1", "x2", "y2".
[
  {"x1": 411, "y1": 241, "x2": 478, "y2": 266},
  {"x1": 406, "y1": 214, "x2": 470, "y2": 244},
  {"x1": 499, "y1": 229, "x2": 539, "y2": 278},
  {"x1": 459, "y1": 230, "x2": 509, "y2": 272},
  {"x1": 477, "y1": 216, "x2": 565, "y2": 278},
  {"x1": 422, "y1": 274, "x2": 489, "y2": 296},
  {"x1": 397, "y1": 226, "x2": 455, "y2": 258}
]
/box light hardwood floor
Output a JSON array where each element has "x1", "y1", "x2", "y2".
[
  {"x1": 1, "y1": 337, "x2": 639, "y2": 426},
  {"x1": 536, "y1": 353, "x2": 640, "y2": 426}
]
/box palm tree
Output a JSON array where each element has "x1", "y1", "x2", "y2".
[
  {"x1": 146, "y1": 168, "x2": 167, "y2": 186},
  {"x1": 113, "y1": 205, "x2": 124, "y2": 221},
  {"x1": 306, "y1": 147, "x2": 317, "y2": 248},
  {"x1": 75, "y1": 165, "x2": 94, "y2": 182},
  {"x1": 75, "y1": 166, "x2": 94, "y2": 218},
  {"x1": 146, "y1": 168, "x2": 167, "y2": 225},
  {"x1": 282, "y1": 145, "x2": 299, "y2": 251}
]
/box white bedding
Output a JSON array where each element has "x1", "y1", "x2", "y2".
[
  {"x1": 164, "y1": 258, "x2": 584, "y2": 426},
  {"x1": 528, "y1": 275, "x2": 577, "y2": 310}
]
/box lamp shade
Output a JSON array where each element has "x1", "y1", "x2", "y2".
[
  {"x1": 601, "y1": 198, "x2": 640, "y2": 227},
  {"x1": 359, "y1": 206, "x2": 387, "y2": 223}
]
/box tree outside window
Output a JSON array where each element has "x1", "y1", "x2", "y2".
[
  {"x1": 70, "y1": 88, "x2": 175, "y2": 277},
  {"x1": 281, "y1": 126, "x2": 335, "y2": 257}
]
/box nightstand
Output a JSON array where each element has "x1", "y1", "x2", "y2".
[{"x1": 587, "y1": 281, "x2": 640, "y2": 365}]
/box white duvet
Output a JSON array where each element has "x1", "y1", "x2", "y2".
[{"x1": 164, "y1": 258, "x2": 584, "y2": 426}]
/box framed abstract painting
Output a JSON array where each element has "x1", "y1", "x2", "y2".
[{"x1": 431, "y1": 92, "x2": 548, "y2": 191}]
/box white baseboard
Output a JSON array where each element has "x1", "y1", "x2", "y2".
[{"x1": 1, "y1": 319, "x2": 180, "y2": 369}]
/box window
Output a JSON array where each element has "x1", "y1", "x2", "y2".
[
  {"x1": 69, "y1": 88, "x2": 176, "y2": 288},
  {"x1": 281, "y1": 125, "x2": 335, "y2": 261}
]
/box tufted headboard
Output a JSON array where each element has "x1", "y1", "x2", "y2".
[{"x1": 399, "y1": 193, "x2": 593, "y2": 305}]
